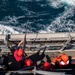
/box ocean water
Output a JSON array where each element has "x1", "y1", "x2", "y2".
[{"x1": 0, "y1": 0, "x2": 75, "y2": 34}]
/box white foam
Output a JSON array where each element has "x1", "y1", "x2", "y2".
[
  {"x1": 47, "y1": 7, "x2": 75, "y2": 32},
  {"x1": 5, "y1": 16, "x2": 25, "y2": 24},
  {"x1": 39, "y1": 29, "x2": 54, "y2": 33},
  {"x1": 0, "y1": 24, "x2": 19, "y2": 34},
  {"x1": 47, "y1": 0, "x2": 75, "y2": 8},
  {"x1": 39, "y1": 30, "x2": 47, "y2": 33},
  {"x1": 62, "y1": 0, "x2": 75, "y2": 6},
  {"x1": 47, "y1": 0, "x2": 62, "y2": 8}
]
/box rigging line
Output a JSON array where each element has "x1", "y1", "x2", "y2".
[
  {"x1": 22, "y1": 21, "x2": 29, "y2": 50},
  {"x1": 59, "y1": 33, "x2": 72, "y2": 52}
]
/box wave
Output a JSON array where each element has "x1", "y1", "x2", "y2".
[
  {"x1": 0, "y1": 24, "x2": 20, "y2": 34},
  {"x1": 47, "y1": 7, "x2": 75, "y2": 32},
  {"x1": 39, "y1": 29, "x2": 55, "y2": 33},
  {"x1": 47, "y1": 0, "x2": 75, "y2": 8},
  {"x1": 0, "y1": 0, "x2": 75, "y2": 34},
  {"x1": 62, "y1": 0, "x2": 75, "y2": 6}
]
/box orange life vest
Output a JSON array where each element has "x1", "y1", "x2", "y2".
[{"x1": 53, "y1": 54, "x2": 69, "y2": 66}]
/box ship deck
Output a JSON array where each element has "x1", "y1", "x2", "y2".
[{"x1": 0, "y1": 32, "x2": 75, "y2": 60}]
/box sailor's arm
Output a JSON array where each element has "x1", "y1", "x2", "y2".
[{"x1": 18, "y1": 39, "x2": 24, "y2": 46}]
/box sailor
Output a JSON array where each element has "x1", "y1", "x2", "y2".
[
  {"x1": 14, "y1": 48, "x2": 24, "y2": 62},
  {"x1": 7, "y1": 48, "x2": 25, "y2": 70},
  {"x1": 18, "y1": 39, "x2": 24, "y2": 47},
  {"x1": 52, "y1": 54, "x2": 69, "y2": 68}
]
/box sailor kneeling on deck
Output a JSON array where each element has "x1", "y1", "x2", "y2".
[
  {"x1": 52, "y1": 54, "x2": 69, "y2": 69},
  {"x1": 7, "y1": 47, "x2": 26, "y2": 70}
]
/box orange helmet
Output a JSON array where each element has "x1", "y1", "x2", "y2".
[
  {"x1": 61, "y1": 54, "x2": 69, "y2": 62},
  {"x1": 17, "y1": 48, "x2": 24, "y2": 57},
  {"x1": 43, "y1": 62, "x2": 51, "y2": 71},
  {"x1": 25, "y1": 59, "x2": 33, "y2": 67}
]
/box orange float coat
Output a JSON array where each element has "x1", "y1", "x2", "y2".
[{"x1": 53, "y1": 54, "x2": 69, "y2": 66}]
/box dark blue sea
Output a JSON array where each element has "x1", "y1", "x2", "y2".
[{"x1": 0, "y1": 0, "x2": 75, "y2": 34}]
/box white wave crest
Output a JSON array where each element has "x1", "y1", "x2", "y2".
[
  {"x1": 47, "y1": 0, "x2": 75, "y2": 8},
  {"x1": 0, "y1": 24, "x2": 19, "y2": 34},
  {"x1": 47, "y1": 7, "x2": 75, "y2": 32},
  {"x1": 62, "y1": 0, "x2": 75, "y2": 6},
  {"x1": 39, "y1": 29, "x2": 55, "y2": 33},
  {"x1": 39, "y1": 30, "x2": 47, "y2": 33},
  {"x1": 48, "y1": 0, "x2": 63, "y2": 8}
]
